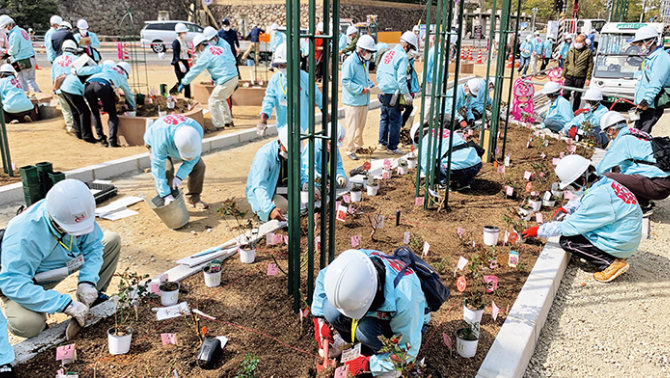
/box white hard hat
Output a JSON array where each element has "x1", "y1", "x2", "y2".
[
  {"x1": 346, "y1": 25, "x2": 358, "y2": 36},
  {"x1": 175, "y1": 22, "x2": 188, "y2": 33},
  {"x1": 50, "y1": 15, "x2": 63, "y2": 26},
  {"x1": 600, "y1": 111, "x2": 627, "y2": 131},
  {"x1": 356, "y1": 35, "x2": 376, "y2": 51},
  {"x1": 0, "y1": 15, "x2": 14, "y2": 29},
  {"x1": 413, "y1": 25, "x2": 420, "y2": 33},
  {"x1": 400, "y1": 31, "x2": 418, "y2": 51},
  {"x1": 564, "y1": 32, "x2": 572, "y2": 39},
  {"x1": 203, "y1": 26, "x2": 218, "y2": 40},
  {"x1": 102, "y1": 60, "x2": 117, "y2": 68},
  {"x1": 466, "y1": 78, "x2": 481, "y2": 96},
  {"x1": 317, "y1": 22, "x2": 324, "y2": 32},
  {"x1": 534, "y1": 31, "x2": 540, "y2": 36},
  {"x1": 582, "y1": 88, "x2": 603, "y2": 102},
  {"x1": 0, "y1": 64, "x2": 13, "y2": 73},
  {"x1": 273, "y1": 43, "x2": 287, "y2": 64},
  {"x1": 118, "y1": 61, "x2": 131, "y2": 77},
  {"x1": 192, "y1": 34, "x2": 208, "y2": 48},
  {"x1": 77, "y1": 19, "x2": 89, "y2": 30},
  {"x1": 278, "y1": 125, "x2": 289, "y2": 148},
  {"x1": 555, "y1": 155, "x2": 592, "y2": 189},
  {"x1": 272, "y1": 23, "x2": 279, "y2": 30},
  {"x1": 585, "y1": 38, "x2": 591, "y2": 46},
  {"x1": 62, "y1": 40, "x2": 78, "y2": 53},
  {"x1": 632, "y1": 25, "x2": 659, "y2": 44},
  {"x1": 326, "y1": 122, "x2": 346, "y2": 147},
  {"x1": 46, "y1": 179, "x2": 96, "y2": 236},
  {"x1": 538, "y1": 81, "x2": 561, "y2": 95},
  {"x1": 324, "y1": 250, "x2": 378, "y2": 320},
  {"x1": 591, "y1": 29, "x2": 597, "y2": 33},
  {"x1": 526, "y1": 35, "x2": 532, "y2": 41},
  {"x1": 174, "y1": 125, "x2": 202, "y2": 160},
  {"x1": 60, "y1": 21, "x2": 72, "y2": 30}
]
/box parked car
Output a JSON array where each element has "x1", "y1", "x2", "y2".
[{"x1": 141, "y1": 20, "x2": 203, "y2": 53}]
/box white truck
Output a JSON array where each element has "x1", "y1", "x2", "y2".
[{"x1": 590, "y1": 22, "x2": 665, "y2": 102}]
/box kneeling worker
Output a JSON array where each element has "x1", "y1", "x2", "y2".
[
  {"x1": 0, "y1": 311, "x2": 17, "y2": 377},
  {"x1": 596, "y1": 111, "x2": 670, "y2": 215},
  {"x1": 522, "y1": 155, "x2": 642, "y2": 282},
  {"x1": 0, "y1": 179, "x2": 121, "y2": 338},
  {"x1": 0, "y1": 64, "x2": 34, "y2": 124},
  {"x1": 144, "y1": 115, "x2": 208, "y2": 209},
  {"x1": 412, "y1": 122, "x2": 483, "y2": 191},
  {"x1": 562, "y1": 88, "x2": 608, "y2": 146},
  {"x1": 535, "y1": 82, "x2": 573, "y2": 133},
  {"x1": 301, "y1": 123, "x2": 348, "y2": 189},
  {"x1": 311, "y1": 249, "x2": 429, "y2": 376}
]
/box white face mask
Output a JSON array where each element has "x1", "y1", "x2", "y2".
[
  {"x1": 363, "y1": 52, "x2": 373, "y2": 61},
  {"x1": 574, "y1": 42, "x2": 584, "y2": 49},
  {"x1": 347, "y1": 36, "x2": 353, "y2": 43},
  {"x1": 639, "y1": 41, "x2": 653, "y2": 55},
  {"x1": 278, "y1": 67, "x2": 287, "y2": 76},
  {"x1": 223, "y1": 26, "x2": 230, "y2": 31},
  {"x1": 279, "y1": 149, "x2": 288, "y2": 159},
  {"x1": 568, "y1": 183, "x2": 586, "y2": 196}
]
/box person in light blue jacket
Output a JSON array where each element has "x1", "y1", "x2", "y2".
[
  {"x1": 530, "y1": 32, "x2": 543, "y2": 75},
  {"x1": 413, "y1": 123, "x2": 482, "y2": 191},
  {"x1": 0, "y1": 311, "x2": 16, "y2": 377},
  {"x1": 0, "y1": 179, "x2": 122, "y2": 338},
  {"x1": 341, "y1": 35, "x2": 376, "y2": 160},
  {"x1": 0, "y1": 64, "x2": 34, "y2": 123},
  {"x1": 1, "y1": 16, "x2": 40, "y2": 93},
  {"x1": 557, "y1": 33, "x2": 572, "y2": 68},
  {"x1": 535, "y1": 82, "x2": 574, "y2": 132},
  {"x1": 472, "y1": 78, "x2": 494, "y2": 120},
  {"x1": 45, "y1": 15, "x2": 62, "y2": 64},
  {"x1": 144, "y1": 115, "x2": 208, "y2": 208},
  {"x1": 51, "y1": 40, "x2": 78, "y2": 134},
  {"x1": 84, "y1": 61, "x2": 136, "y2": 147},
  {"x1": 338, "y1": 31, "x2": 348, "y2": 53},
  {"x1": 400, "y1": 51, "x2": 420, "y2": 128},
  {"x1": 181, "y1": 34, "x2": 238, "y2": 129},
  {"x1": 258, "y1": 43, "x2": 323, "y2": 134},
  {"x1": 442, "y1": 79, "x2": 481, "y2": 128},
  {"x1": 74, "y1": 19, "x2": 101, "y2": 62},
  {"x1": 562, "y1": 88, "x2": 608, "y2": 146},
  {"x1": 596, "y1": 111, "x2": 670, "y2": 214},
  {"x1": 540, "y1": 36, "x2": 554, "y2": 71},
  {"x1": 269, "y1": 24, "x2": 285, "y2": 54},
  {"x1": 62, "y1": 59, "x2": 103, "y2": 144},
  {"x1": 311, "y1": 249, "x2": 429, "y2": 376},
  {"x1": 301, "y1": 122, "x2": 347, "y2": 188},
  {"x1": 377, "y1": 31, "x2": 415, "y2": 154},
  {"x1": 518, "y1": 35, "x2": 532, "y2": 75},
  {"x1": 522, "y1": 155, "x2": 641, "y2": 283}
]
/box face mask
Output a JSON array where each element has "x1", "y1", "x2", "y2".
[
  {"x1": 279, "y1": 149, "x2": 288, "y2": 159},
  {"x1": 574, "y1": 43, "x2": 584, "y2": 49},
  {"x1": 208, "y1": 40, "x2": 217, "y2": 46},
  {"x1": 223, "y1": 26, "x2": 230, "y2": 31},
  {"x1": 407, "y1": 51, "x2": 418, "y2": 61},
  {"x1": 347, "y1": 36, "x2": 353, "y2": 43},
  {"x1": 278, "y1": 68, "x2": 287, "y2": 76},
  {"x1": 363, "y1": 52, "x2": 373, "y2": 61},
  {"x1": 568, "y1": 183, "x2": 586, "y2": 196},
  {"x1": 639, "y1": 41, "x2": 652, "y2": 55}
]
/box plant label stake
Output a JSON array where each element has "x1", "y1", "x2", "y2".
[
  {"x1": 315, "y1": 236, "x2": 321, "y2": 250},
  {"x1": 415, "y1": 197, "x2": 424, "y2": 206},
  {"x1": 423, "y1": 241, "x2": 430, "y2": 256},
  {"x1": 497, "y1": 165, "x2": 505, "y2": 174},
  {"x1": 543, "y1": 191, "x2": 552, "y2": 201},
  {"x1": 457, "y1": 256, "x2": 468, "y2": 270},
  {"x1": 564, "y1": 190, "x2": 574, "y2": 200},
  {"x1": 569, "y1": 145, "x2": 577, "y2": 153},
  {"x1": 382, "y1": 170, "x2": 389, "y2": 179},
  {"x1": 334, "y1": 365, "x2": 348, "y2": 378},
  {"x1": 505, "y1": 186, "x2": 514, "y2": 197},
  {"x1": 274, "y1": 234, "x2": 284, "y2": 245},
  {"x1": 267, "y1": 263, "x2": 278, "y2": 276},
  {"x1": 504, "y1": 155, "x2": 510, "y2": 167},
  {"x1": 266, "y1": 232, "x2": 275, "y2": 246},
  {"x1": 525, "y1": 182, "x2": 533, "y2": 192},
  {"x1": 336, "y1": 205, "x2": 348, "y2": 222},
  {"x1": 151, "y1": 283, "x2": 161, "y2": 295},
  {"x1": 508, "y1": 251, "x2": 519, "y2": 267},
  {"x1": 489, "y1": 259, "x2": 498, "y2": 269},
  {"x1": 483, "y1": 275, "x2": 499, "y2": 293},
  {"x1": 373, "y1": 214, "x2": 385, "y2": 229},
  {"x1": 351, "y1": 235, "x2": 361, "y2": 248},
  {"x1": 56, "y1": 344, "x2": 76, "y2": 364},
  {"x1": 536, "y1": 213, "x2": 544, "y2": 223},
  {"x1": 504, "y1": 230, "x2": 510, "y2": 244},
  {"x1": 567, "y1": 138, "x2": 573, "y2": 145},
  {"x1": 492, "y1": 300, "x2": 500, "y2": 321},
  {"x1": 343, "y1": 194, "x2": 350, "y2": 204},
  {"x1": 523, "y1": 171, "x2": 532, "y2": 180},
  {"x1": 457, "y1": 227, "x2": 466, "y2": 238},
  {"x1": 161, "y1": 333, "x2": 178, "y2": 346},
  {"x1": 395, "y1": 210, "x2": 400, "y2": 226},
  {"x1": 552, "y1": 158, "x2": 561, "y2": 165},
  {"x1": 442, "y1": 332, "x2": 452, "y2": 355},
  {"x1": 340, "y1": 343, "x2": 362, "y2": 363},
  {"x1": 559, "y1": 152, "x2": 565, "y2": 158},
  {"x1": 456, "y1": 276, "x2": 467, "y2": 292},
  {"x1": 496, "y1": 146, "x2": 501, "y2": 155},
  {"x1": 404, "y1": 231, "x2": 410, "y2": 244},
  {"x1": 540, "y1": 152, "x2": 546, "y2": 159},
  {"x1": 283, "y1": 235, "x2": 289, "y2": 245}
]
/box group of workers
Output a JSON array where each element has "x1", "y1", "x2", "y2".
[{"x1": 518, "y1": 31, "x2": 555, "y2": 76}]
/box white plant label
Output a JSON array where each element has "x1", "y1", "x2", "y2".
[{"x1": 341, "y1": 343, "x2": 362, "y2": 363}]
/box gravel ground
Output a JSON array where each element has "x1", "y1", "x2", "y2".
[{"x1": 523, "y1": 116, "x2": 670, "y2": 378}]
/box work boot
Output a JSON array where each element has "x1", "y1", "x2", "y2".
[
  {"x1": 98, "y1": 137, "x2": 109, "y2": 147},
  {"x1": 450, "y1": 181, "x2": 471, "y2": 191},
  {"x1": 347, "y1": 152, "x2": 359, "y2": 161},
  {"x1": 108, "y1": 141, "x2": 121, "y2": 148},
  {"x1": 23, "y1": 115, "x2": 32, "y2": 123},
  {"x1": 387, "y1": 148, "x2": 404, "y2": 155},
  {"x1": 0, "y1": 364, "x2": 17, "y2": 378},
  {"x1": 594, "y1": 259, "x2": 629, "y2": 283},
  {"x1": 641, "y1": 203, "x2": 654, "y2": 217},
  {"x1": 189, "y1": 200, "x2": 209, "y2": 210},
  {"x1": 378, "y1": 143, "x2": 387, "y2": 151}
]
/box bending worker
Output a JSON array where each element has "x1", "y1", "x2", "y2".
[
  {"x1": 181, "y1": 34, "x2": 238, "y2": 129},
  {"x1": 522, "y1": 155, "x2": 642, "y2": 283},
  {"x1": 0, "y1": 312, "x2": 17, "y2": 377},
  {"x1": 535, "y1": 82, "x2": 574, "y2": 133},
  {"x1": 562, "y1": 88, "x2": 608, "y2": 146},
  {"x1": 412, "y1": 122, "x2": 482, "y2": 191},
  {"x1": 144, "y1": 115, "x2": 208, "y2": 209},
  {"x1": 472, "y1": 78, "x2": 494, "y2": 120},
  {"x1": 0, "y1": 64, "x2": 34, "y2": 124},
  {"x1": 51, "y1": 39, "x2": 78, "y2": 134},
  {"x1": 596, "y1": 111, "x2": 670, "y2": 216},
  {"x1": 257, "y1": 43, "x2": 323, "y2": 134},
  {"x1": 442, "y1": 78, "x2": 481, "y2": 129},
  {"x1": 311, "y1": 249, "x2": 429, "y2": 376},
  {"x1": 0, "y1": 179, "x2": 122, "y2": 338},
  {"x1": 301, "y1": 123, "x2": 348, "y2": 189}
]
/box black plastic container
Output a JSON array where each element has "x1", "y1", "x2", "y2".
[{"x1": 85, "y1": 182, "x2": 118, "y2": 204}]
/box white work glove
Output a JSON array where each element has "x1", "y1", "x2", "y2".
[
  {"x1": 403, "y1": 93, "x2": 414, "y2": 106},
  {"x1": 76, "y1": 283, "x2": 98, "y2": 308},
  {"x1": 164, "y1": 194, "x2": 175, "y2": 205},
  {"x1": 64, "y1": 301, "x2": 89, "y2": 327},
  {"x1": 171, "y1": 176, "x2": 183, "y2": 189},
  {"x1": 256, "y1": 122, "x2": 268, "y2": 136},
  {"x1": 337, "y1": 176, "x2": 347, "y2": 188}
]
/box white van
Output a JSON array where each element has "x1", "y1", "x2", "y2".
[
  {"x1": 141, "y1": 21, "x2": 204, "y2": 53},
  {"x1": 590, "y1": 22, "x2": 665, "y2": 102}
]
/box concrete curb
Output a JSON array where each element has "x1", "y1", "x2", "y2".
[{"x1": 476, "y1": 236, "x2": 569, "y2": 378}]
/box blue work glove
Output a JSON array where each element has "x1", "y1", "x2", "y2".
[{"x1": 177, "y1": 84, "x2": 184, "y2": 93}]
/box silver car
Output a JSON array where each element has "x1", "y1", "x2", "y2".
[{"x1": 140, "y1": 20, "x2": 204, "y2": 53}]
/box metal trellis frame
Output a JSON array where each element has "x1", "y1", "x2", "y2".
[{"x1": 119, "y1": 10, "x2": 149, "y2": 96}]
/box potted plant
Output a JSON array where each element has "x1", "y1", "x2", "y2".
[
  {"x1": 203, "y1": 260, "x2": 222, "y2": 288},
  {"x1": 350, "y1": 184, "x2": 363, "y2": 202},
  {"x1": 218, "y1": 199, "x2": 260, "y2": 263},
  {"x1": 528, "y1": 192, "x2": 542, "y2": 211},
  {"x1": 551, "y1": 182, "x2": 564, "y2": 199},
  {"x1": 377, "y1": 335, "x2": 441, "y2": 377},
  {"x1": 397, "y1": 159, "x2": 409, "y2": 175},
  {"x1": 518, "y1": 202, "x2": 534, "y2": 217},
  {"x1": 456, "y1": 320, "x2": 480, "y2": 358},
  {"x1": 543, "y1": 193, "x2": 558, "y2": 208},
  {"x1": 482, "y1": 225, "x2": 500, "y2": 246},
  {"x1": 367, "y1": 178, "x2": 379, "y2": 196},
  {"x1": 503, "y1": 211, "x2": 527, "y2": 243},
  {"x1": 463, "y1": 250, "x2": 489, "y2": 327},
  {"x1": 108, "y1": 268, "x2": 150, "y2": 355},
  {"x1": 407, "y1": 154, "x2": 417, "y2": 169},
  {"x1": 159, "y1": 281, "x2": 180, "y2": 306}
]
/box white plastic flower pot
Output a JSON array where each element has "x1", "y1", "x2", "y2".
[
  {"x1": 367, "y1": 185, "x2": 379, "y2": 196},
  {"x1": 127, "y1": 111, "x2": 136, "y2": 117},
  {"x1": 407, "y1": 159, "x2": 417, "y2": 169},
  {"x1": 456, "y1": 330, "x2": 479, "y2": 358},
  {"x1": 463, "y1": 304, "x2": 484, "y2": 325},
  {"x1": 529, "y1": 199, "x2": 542, "y2": 212},
  {"x1": 383, "y1": 169, "x2": 392, "y2": 179},
  {"x1": 159, "y1": 283, "x2": 180, "y2": 306},
  {"x1": 203, "y1": 266, "x2": 222, "y2": 287},
  {"x1": 239, "y1": 246, "x2": 256, "y2": 264},
  {"x1": 542, "y1": 199, "x2": 556, "y2": 208},
  {"x1": 158, "y1": 111, "x2": 167, "y2": 117},
  {"x1": 351, "y1": 191, "x2": 362, "y2": 202},
  {"x1": 518, "y1": 206, "x2": 534, "y2": 217},
  {"x1": 398, "y1": 166, "x2": 408, "y2": 175},
  {"x1": 482, "y1": 226, "x2": 500, "y2": 246},
  {"x1": 108, "y1": 327, "x2": 133, "y2": 355},
  {"x1": 551, "y1": 182, "x2": 564, "y2": 198}
]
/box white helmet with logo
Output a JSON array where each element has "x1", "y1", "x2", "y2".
[
  {"x1": 600, "y1": 111, "x2": 627, "y2": 131},
  {"x1": 466, "y1": 78, "x2": 482, "y2": 96},
  {"x1": 174, "y1": 125, "x2": 202, "y2": 160},
  {"x1": 632, "y1": 24, "x2": 660, "y2": 44},
  {"x1": 555, "y1": 155, "x2": 592, "y2": 189},
  {"x1": 400, "y1": 31, "x2": 418, "y2": 51},
  {"x1": 46, "y1": 179, "x2": 96, "y2": 236},
  {"x1": 118, "y1": 61, "x2": 131, "y2": 77},
  {"x1": 62, "y1": 40, "x2": 78, "y2": 53},
  {"x1": 324, "y1": 250, "x2": 378, "y2": 320}
]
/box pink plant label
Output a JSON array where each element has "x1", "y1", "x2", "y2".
[
  {"x1": 423, "y1": 241, "x2": 430, "y2": 256},
  {"x1": 468, "y1": 129, "x2": 473, "y2": 136},
  {"x1": 483, "y1": 275, "x2": 499, "y2": 293},
  {"x1": 404, "y1": 231, "x2": 410, "y2": 244},
  {"x1": 497, "y1": 166, "x2": 505, "y2": 174},
  {"x1": 335, "y1": 366, "x2": 348, "y2": 378},
  {"x1": 274, "y1": 234, "x2": 284, "y2": 245},
  {"x1": 508, "y1": 251, "x2": 519, "y2": 267},
  {"x1": 523, "y1": 171, "x2": 532, "y2": 180},
  {"x1": 373, "y1": 215, "x2": 385, "y2": 229},
  {"x1": 540, "y1": 152, "x2": 546, "y2": 159},
  {"x1": 492, "y1": 300, "x2": 500, "y2": 321},
  {"x1": 442, "y1": 332, "x2": 452, "y2": 352},
  {"x1": 343, "y1": 194, "x2": 350, "y2": 204},
  {"x1": 559, "y1": 152, "x2": 565, "y2": 158},
  {"x1": 457, "y1": 227, "x2": 466, "y2": 238},
  {"x1": 397, "y1": 167, "x2": 402, "y2": 175},
  {"x1": 552, "y1": 158, "x2": 561, "y2": 165},
  {"x1": 315, "y1": 236, "x2": 321, "y2": 250},
  {"x1": 336, "y1": 200, "x2": 341, "y2": 210},
  {"x1": 569, "y1": 145, "x2": 577, "y2": 153},
  {"x1": 457, "y1": 256, "x2": 468, "y2": 270},
  {"x1": 11, "y1": 163, "x2": 16, "y2": 171},
  {"x1": 160, "y1": 273, "x2": 169, "y2": 283},
  {"x1": 505, "y1": 186, "x2": 514, "y2": 196},
  {"x1": 536, "y1": 213, "x2": 544, "y2": 223},
  {"x1": 564, "y1": 190, "x2": 574, "y2": 200},
  {"x1": 151, "y1": 283, "x2": 160, "y2": 295},
  {"x1": 382, "y1": 170, "x2": 389, "y2": 180},
  {"x1": 161, "y1": 333, "x2": 177, "y2": 346},
  {"x1": 383, "y1": 159, "x2": 391, "y2": 169},
  {"x1": 539, "y1": 172, "x2": 545, "y2": 178},
  {"x1": 267, "y1": 263, "x2": 278, "y2": 276},
  {"x1": 489, "y1": 259, "x2": 498, "y2": 269},
  {"x1": 283, "y1": 235, "x2": 289, "y2": 245},
  {"x1": 415, "y1": 197, "x2": 424, "y2": 206},
  {"x1": 337, "y1": 206, "x2": 348, "y2": 222},
  {"x1": 266, "y1": 232, "x2": 275, "y2": 245},
  {"x1": 496, "y1": 147, "x2": 501, "y2": 155},
  {"x1": 567, "y1": 138, "x2": 573, "y2": 145},
  {"x1": 56, "y1": 344, "x2": 75, "y2": 362},
  {"x1": 351, "y1": 235, "x2": 361, "y2": 247}
]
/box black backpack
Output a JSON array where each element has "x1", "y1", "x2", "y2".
[
  {"x1": 626, "y1": 129, "x2": 670, "y2": 172},
  {"x1": 389, "y1": 247, "x2": 450, "y2": 313}
]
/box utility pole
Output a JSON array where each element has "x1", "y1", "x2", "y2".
[
  {"x1": 532, "y1": 7, "x2": 538, "y2": 31},
  {"x1": 640, "y1": 0, "x2": 647, "y2": 22}
]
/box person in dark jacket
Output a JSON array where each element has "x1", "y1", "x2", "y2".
[
  {"x1": 242, "y1": 24, "x2": 264, "y2": 65},
  {"x1": 561, "y1": 34, "x2": 594, "y2": 112},
  {"x1": 218, "y1": 18, "x2": 240, "y2": 57},
  {"x1": 170, "y1": 23, "x2": 191, "y2": 98},
  {"x1": 50, "y1": 21, "x2": 76, "y2": 59}
]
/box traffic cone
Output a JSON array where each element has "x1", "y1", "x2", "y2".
[
  {"x1": 506, "y1": 53, "x2": 513, "y2": 68},
  {"x1": 467, "y1": 46, "x2": 473, "y2": 62},
  {"x1": 34, "y1": 62, "x2": 39, "y2": 69},
  {"x1": 123, "y1": 44, "x2": 129, "y2": 61},
  {"x1": 461, "y1": 48, "x2": 465, "y2": 60},
  {"x1": 476, "y1": 49, "x2": 483, "y2": 64}
]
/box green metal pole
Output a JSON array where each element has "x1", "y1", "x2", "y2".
[
  {"x1": 501, "y1": 0, "x2": 523, "y2": 160},
  {"x1": 329, "y1": 0, "x2": 340, "y2": 265},
  {"x1": 306, "y1": 0, "x2": 316, "y2": 305},
  {"x1": 0, "y1": 98, "x2": 10, "y2": 176},
  {"x1": 285, "y1": 0, "x2": 294, "y2": 297}
]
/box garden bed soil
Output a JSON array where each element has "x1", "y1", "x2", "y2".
[
  {"x1": 0, "y1": 170, "x2": 20, "y2": 186},
  {"x1": 16, "y1": 124, "x2": 591, "y2": 377},
  {"x1": 116, "y1": 96, "x2": 195, "y2": 118}
]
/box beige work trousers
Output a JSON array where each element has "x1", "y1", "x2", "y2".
[
  {"x1": 209, "y1": 77, "x2": 239, "y2": 128},
  {"x1": 56, "y1": 93, "x2": 74, "y2": 131},
  {"x1": 242, "y1": 42, "x2": 260, "y2": 65},
  {"x1": 1, "y1": 232, "x2": 121, "y2": 339},
  {"x1": 343, "y1": 104, "x2": 369, "y2": 155},
  {"x1": 166, "y1": 157, "x2": 206, "y2": 204}
]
